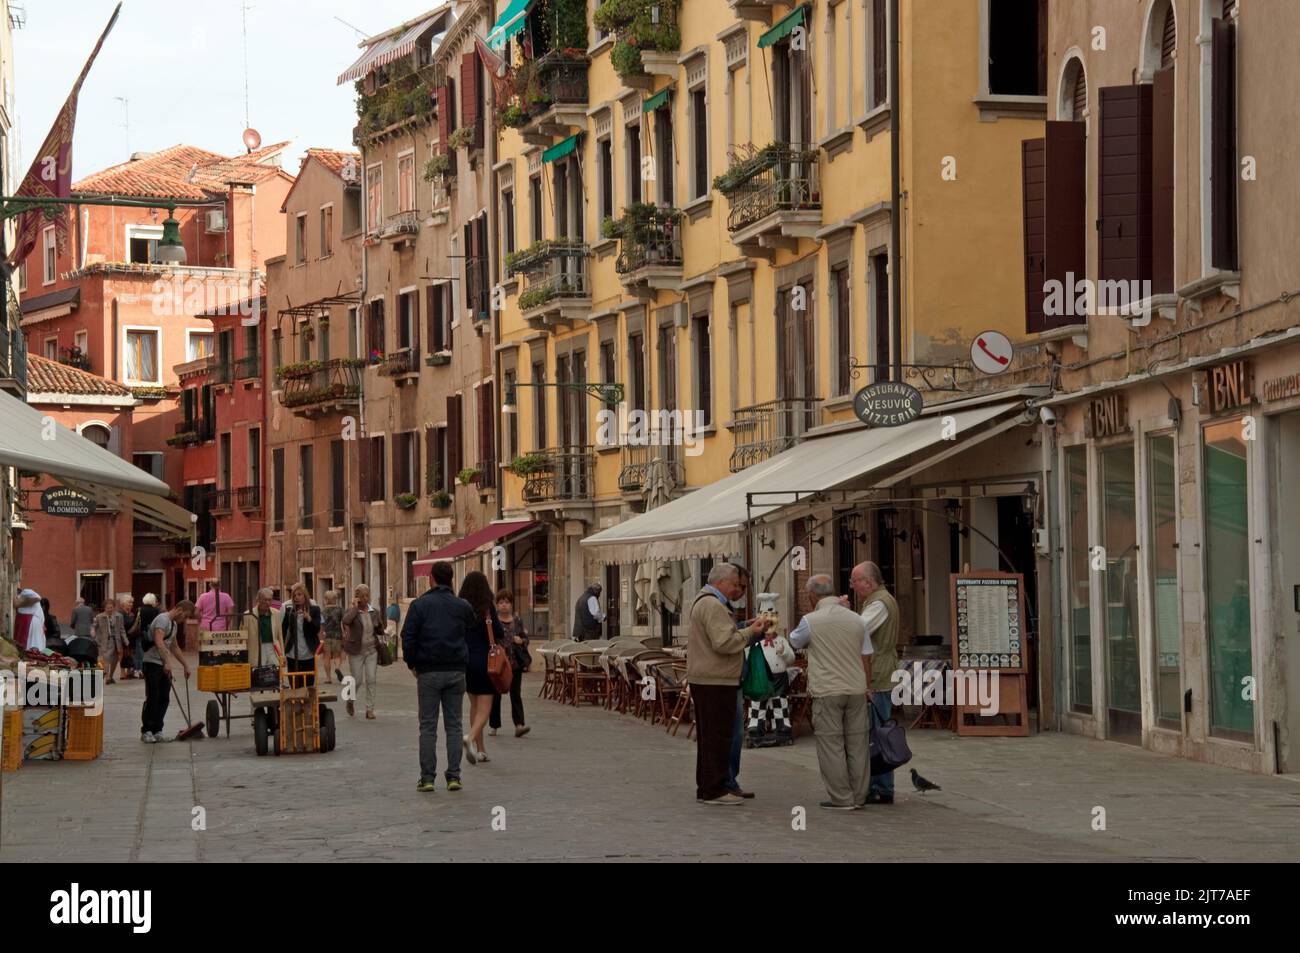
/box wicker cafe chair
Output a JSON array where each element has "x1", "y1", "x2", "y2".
[
  {"x1": 569, "y1": 650, "x2": 607, "y2": 708},
  {"x1": 666, "y1": 673, "x2": 694, "y2": 737},
  {"x1": 624, "y1": 651, "x2": 671, "y2": 719},
  {"x1": 538, "y1": 641, "x2": 574, "y2": 700},
  {"x1": 653, "y1": 663, "x2": 688, "y2": 727},
  {"x1": 787, "y1": 660, "x2": 813, "y2": 735},
  {"x1": 602, "y1": 640, "x2": 648, "y2": 710}
]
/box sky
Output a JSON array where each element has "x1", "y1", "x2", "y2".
[{"x1": 12, "y1": 0, "x2": 444, "y2": 180}]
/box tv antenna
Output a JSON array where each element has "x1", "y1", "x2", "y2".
[
  {"x1": 114, "y1": 96, "x2": 130, "y2": 156},
  {"x1": 334, "y1": 15, "x2": 368, "y2": 39}
]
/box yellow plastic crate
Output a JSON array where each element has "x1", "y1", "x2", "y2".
[
  {"x1": 197, "y1": 665, "x2": 222, "y2": 693},
  {"x1": 2, "y1": 708, "x2": 20, "y2": 772},
  {"x1": 64, "y1": 707, "x2": 103, "y2": 761},
  {"x1": 219, "y1": 663, "x2": 251, "y2": 692}
]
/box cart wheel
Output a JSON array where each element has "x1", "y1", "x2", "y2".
[
  {"x1": 206, "y1": 699, "x2": 221, "y2": 739},
  {"x1": 253, "y1": 708, "x2": 269, "y2": 757},
  {"x1": 272, "y1": 717, "x2": 281, "y2": 756},
  {"x1": 319, "y1": 707, "x2": 336, "y2": 753}
]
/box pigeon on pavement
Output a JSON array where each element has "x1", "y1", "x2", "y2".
[{"x1": 911, "y1": 768, "x2": 941, "y2": 794}]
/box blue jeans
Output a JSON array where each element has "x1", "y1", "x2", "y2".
[
  {"x1": 417, "y1": 670, "x2": 466, "y2": 783},
  {"x1": 869, "y1": 693, "x2": 894, "y2": 797},
  {"x1": 726, "y1": 687, "x2": 743, "y2": 791}
]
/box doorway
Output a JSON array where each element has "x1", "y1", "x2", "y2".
[
  {"x1": 1272, "y1": 412, "x2": 1300, "y2": 772},
  {"x1": 77, "y1": 571, "x2": 111, "y2": 611},
  {"x1": 1100, "y1": 445, "x2": 1142, "y2": 743}
]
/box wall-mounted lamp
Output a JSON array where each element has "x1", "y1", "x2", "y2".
[
  {"x1": 880, "y1": 508, "x2": 908, "y2": 543},
  {"x1": 809, "y1": 534, "x2": 825, "y2": 548},
  {"x1": 758, "y1": 533, "x2": 776, "y2": 550},
  {"x1": 1022, "y1": 481, "x2": 1039, "y2": 517},
  {"x1": 944, "y1": 498, "x2": 969, "y2": 538}
]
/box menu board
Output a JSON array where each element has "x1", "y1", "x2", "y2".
[{"x1": 951, "y1": 572, "x2": 1026, "y2": 671}]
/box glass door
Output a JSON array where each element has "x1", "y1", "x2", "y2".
[
  {"x1": 1101, "y1": 444, "x2": 1141, "y2": 741},
  {"x1": 1147, "y1": 434, "x2": 1181, "y2": 726}
]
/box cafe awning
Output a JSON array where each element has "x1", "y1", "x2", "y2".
[
  {"x1": 413, "y1": 519, "x2": 538, "y2": 574},
  {"x1": 542, "y1": 133, "x2": 580, "y2": 164},
  {"x1": 581, "y1": 400, "x2": 1025, "y2": 565},
  {"x1": 0, "y1": 386, "x2": 195, "y2": 539},
  {"x1": 337, "y1": 8, "x2": 448, "y2": 84},
  {"x1": 486, "y1": 0, "x2": 530, "y2": 51},
  {"x1": 758, "y1": 3, "x2": 809, "y2": 49}
]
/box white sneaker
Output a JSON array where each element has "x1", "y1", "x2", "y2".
[
  {"x1": 141, "y1": 732, "x2": 156, "y2": 744},
  {"x1": 462, "y1": 735, "x2": 478, "y2": 765},
  {"x1": 477, "y1": 748, "x2": 490, "y2": 763}
]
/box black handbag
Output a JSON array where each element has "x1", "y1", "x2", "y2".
[
  {"x1": 868, "y1": 698, "x2": 913, "y2": 775},
  {"x1": 251, "y1": 665, "x2": 279, "y2": 689}
]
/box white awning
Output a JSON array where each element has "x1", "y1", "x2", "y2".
[
  {"x1": 0, "y1": 386, "x2": 195, "y2": 539},
  {"x1": 581, "y1": 400, "x2": 1025, "y2": 565}
]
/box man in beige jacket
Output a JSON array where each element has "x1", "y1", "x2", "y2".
[
  {"x1": 686, "y1": 563, "x2": 771, "y2": 805},
  {"x1": 789, "y1": 574, "x2": 873, "y2": 809}
]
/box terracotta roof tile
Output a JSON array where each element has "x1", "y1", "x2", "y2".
[
  {"x1": 72, "y1": 141, "x2": 294, "y2": 201},
  {"x1": 26, "y1": 354, "x2": 133, "y2": 399},
  {"x1": 305, "y1": 148, "x2": 362, "y2": 185}
]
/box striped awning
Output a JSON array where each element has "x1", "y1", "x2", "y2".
[
  {"x1": 487, "y1": 0, "x2": 530, "y2": 51},
  {"x1": 758, "y1": 3, "x2": 808, "y2": 49},
  {"x1": 542, "y1": 133, "x2": 580, "y2": 163},
  {"x1": 642, "y1": 87, "x2": 671, "y2": 113},
  {"x1": 337, "y1": 11, "x2": 445, "y2": 85}
]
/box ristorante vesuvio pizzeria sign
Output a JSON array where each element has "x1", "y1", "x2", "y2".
[{"x1": 853, "y1": 381, "x2": 925, "y2": 427}]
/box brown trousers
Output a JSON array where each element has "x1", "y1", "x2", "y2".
[{"x1": 693, "y1": 683, "x2": 738, "y2": 801}]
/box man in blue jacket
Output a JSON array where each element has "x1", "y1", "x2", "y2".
[{"x1": 402, "y1": 561, "x2": 477, "y2": 793}]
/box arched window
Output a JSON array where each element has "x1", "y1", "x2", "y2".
[
  {"x1": 1060, "y1": 57, "x2": 1088, "y2": 120},
  {"x1": 81, "y1": 424, "x2": 112, "y2": 450},
  {"x1": 1160, "y1": 4, "x2": 1177, "y2": 67}
]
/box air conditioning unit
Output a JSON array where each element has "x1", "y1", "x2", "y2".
[{"x1": 205, "y1": 209, "x2": 228, "y2": 233}]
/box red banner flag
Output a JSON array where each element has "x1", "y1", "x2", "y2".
[
  {"x1": 7, "y1": 2, "x2": 121, "y2": 270},
  {"x1": 474, "y1": 33, "x2": 515, "y2": 112}
]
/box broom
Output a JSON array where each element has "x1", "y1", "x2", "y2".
[{"x1": 170, "y1": 676, "x2": 205, "y2": 740}]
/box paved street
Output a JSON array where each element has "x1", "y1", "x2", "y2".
[{"x1": 3, "y1": 653, "x2": 1299, "y2": 862}]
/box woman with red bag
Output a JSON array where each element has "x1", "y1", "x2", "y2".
[{"x1": 457, "y1": 571, "x2": 506, "y2": 764}]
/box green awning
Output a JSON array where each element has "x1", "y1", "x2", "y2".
[
  {"x1": 542, "y1": 133, "x2": 580, "y2": 164},
  {"x1": 486, "y1": 0, "x2": 530, "y2": 50},
  {"x1": 643, "y1": 87, "x2": 671, "y2": 113},
  {"x1": 758, "y1": 4, "x2": 808, "y2": 49}
]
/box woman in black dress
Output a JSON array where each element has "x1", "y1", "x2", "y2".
[{"x1": 458, "y1": 571, "x2": 503, "y2": 764}]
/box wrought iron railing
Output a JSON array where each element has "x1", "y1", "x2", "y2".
[
  {"x1": 614, "y1": 207, "x2": 683, "y2": 274},
  {"x1": 210, "y1": 361, "x2": 233, "y2": 386},
  {"x1": 518, "y1": 243, "x2": 591, "y2": 311},
  {"x1": 522, "y1": 447, "x2": 595, "y2": 503},
  {"x1": 728, "y1": 397, "x2": 823, "y2": 472},
  {"x1": 522, "y1": 52, "x2": 589, "y2": 116},
  {"x1": 235, "y1": 351, "x2": 261, "y2": 380},
  {"x1": 379, "y1": 346, "x2": 420, "y2": 377},
  {"x1": 618, "y1": 441, "x2": 686, "y2": 494},
  {"x1": 722, "y1": 146, "x2": 821, "y2": 233},
  {"x1": 465, "y1": 257, "x2": 491, "y2": 322},
  {"x1": 59, "y1": 348, "x2": 92, "y2": 372},
  {"x1": 476, "y1": 458, "x2": 497, "y2": 491},
  {"x1": 278, "y1": 358, "x2": 364, "y2": 410},
  {"x1": 236, "y1": 485, "x2": 262, "y2": 510},
  {"x1": 209, "y1": 487, "x2": 233, "y2": 512},
  {"x1": 381, "y1": 209, "x2": 420, "y2": 238}
]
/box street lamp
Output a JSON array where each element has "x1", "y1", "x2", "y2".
[
  {"x1": 155, "y1": 207, "x2": 186, "y2": 264},
  {"x1": 501, "y1": 380, "x2": 624, "y2": 414}
]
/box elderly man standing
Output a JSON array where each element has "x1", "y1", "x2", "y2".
[
  {"x1": 242, "y1": 588, "x2": 285, "y2": 673},
  {"x1": 571, "y1": 582, "x2": 605, "y2": 641},
  {"x1": 850, "y1": 561, "x2": 900, "y2": 804},
  {"x1": 789, "y1": 574, "x2": 873, "y2": 810},
  {"x1": 687, "y1": 563, "x2": 771, "y2": 806}
]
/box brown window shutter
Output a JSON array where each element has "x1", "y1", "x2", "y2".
[
  {"x1": 446, "y1": 284, "x2": 454, "y2": 350},
  {"x1": 376, "y1": 435, "x2": 386, "y2": 500},
  {"x1": 410, "y1": 290, "x2": 421, "y2": 357},
  {"x1": 436, "y1": 85, "x2": 451, "y2": 154},
  {"x1": 1045, "y1": 121, "x2": 1087, "y2": 329},
  {"x1": 1211, "y1": 18, "x2": 1238, "y2": 270},
  {"x1": 461, "y1": 52, "x2": 477, "y2": 141},
  {"x1": 357, "y1": 437, "x2": 370, "y2": 502},
  {"x1": 426, "y1": 285, "x2": 440, "y2": 352},
  {"x1": 1021, "y1": 137, "x2": 1047, "y2": 334},
  {"x1": 425, "y1": 427, "x2": 436, "y2": 489},
  {"x1": 1151, "y1": 67, "x2": 1175, "y2": 294},
  {"x1": 482, "y1": 380, "x2": 495, "y2": 488},
  {"x1": 447, "y1": 394, "x2": 461, "y2": 481},
  {"x1": 1161, "y1": 5, "x2": 1176, "y2": 69},
  {"x1": 1071, "y1": 64, "x2": 1087, "y2": 119},
  {"x1": 1097, "y1": 84, "x2": 1153, "y2": 287}
]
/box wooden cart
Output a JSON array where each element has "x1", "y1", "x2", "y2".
[{"x1": 251, "y1": 669, "x2": 336, "y2": 756}]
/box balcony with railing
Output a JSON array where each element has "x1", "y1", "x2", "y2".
[
  {"x1": 58, "y1": 347, "x2": 92, "y2": 372},
  {"x1": 276, "y1": 358, "x2": 364, "y2": 418},
  {"x1": 521, "y1": 447, "x2": 595, "y2": 505},
  {"x1": 236, "y1": 485, "x2": 262, "y2": 510},
  {"x1": 378, "y1": 346, "x2": 420, "y2": 383},
  {"x1": 209, "y1": 487, "x2": 233, "y2": 514},
  {"x1": 617, "y1": 440, "x2": 686, "y2": 495},
  {"x1": 611, "y1": 205, "x2": 682, "y2": 295},
  {"x1": 235, "y1": 350, "x2": 262, "y2": 381},
  {"x1": 379, "y1": 209, "x2": 420, "y2": 246},
  {"x1": 167, "y1": 417, "x2": 215, "y2": 448},
  {"x1": 505, "y1": 51, "x2": 590, "y2": 146},
  {"x1": 728, "y1": 397, "x2": 824, "y2": 472},
  {"x1": 210, "y1": 361, "x2": 234, "y2": 387},
  {"x1": 511, "y1": 241, "x2": 592, "y2": 329},
  {"x1": 716, "y1": 144, "x2": 822, "y2": 250},
  {"x1": 475, "y1": 458, "x2": 497, "y2": 491}
]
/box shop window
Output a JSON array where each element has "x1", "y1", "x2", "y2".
[
  {"x1": 1147, "y1": 434, "x2": 1181, "y2": 726},
  {"x1": 1101, "y1": 445, "x2": 1140, "y2": 740},
  {"x1": 1203, "y1": 419, "x2": 1252, "y2": 736},
  {"x1": 1065, "y1": 446, "x2": 1092, "y2": 712}
]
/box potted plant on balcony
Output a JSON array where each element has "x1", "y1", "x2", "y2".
[
  {"x1": 430, "y1": 489, "x2": 453, "y2": 509},
  {"x1": 496, "y1": 103, "x2": 528, "y2": 129},
  {"x1": 447, "y1": 125, "x2": 474, "y2": 151},
  {"x1": 457, "y1": 466, "x2": 481, "y2": 486},
  {"x1": 394, "y1": 492, "x2": 419, "y2": 510},
  {"x1": 423, "y1": 153, "x2": 451, "y2": 182},
  {"x1": 508, "y1": 453, "x2": 550, "y2": 477}
]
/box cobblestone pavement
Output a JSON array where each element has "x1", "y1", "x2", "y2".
[{"x1": 3, "y1": 655, "x2": 1299, "y2": 862}]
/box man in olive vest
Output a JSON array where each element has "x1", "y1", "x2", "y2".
[
  {"x1": 789, "y1": 574, "x2": 873, "y2": 810},
  {"x1": 852, "y1": 561, "x2": 900, "y2": 804},
  {"x1": 571, "y1": 583, "x2": 605, "y2": 641}
]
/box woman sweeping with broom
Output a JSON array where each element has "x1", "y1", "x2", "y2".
[{"x1": 140, "y1": 600, "x2": 196, "y2": 743}]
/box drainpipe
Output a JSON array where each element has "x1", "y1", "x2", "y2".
[
  {"x1": 889, "y1": 0, "x2": 902, "y2": 382},
  {"x1": 355, "y1": 133, "x2": 369, "y2": 598}
]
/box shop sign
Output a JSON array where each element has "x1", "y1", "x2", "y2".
[
  {"x1": 1262, "y1": 371, "x2": 1300, "y2": 403},
  {"x1": 853, "y1": 381, "x2": 924, "y2": 427},
  {"x1": 1085, "y1": 393, "x2": 1129, "y2": 438},
  {"x1": 1202, "y1": 360, "x2": 1254, "y2": 415},
  {"x1": 429, "y1": 517, "x2": 453, "y2": 536},
  {"x1": 40, "y1": 487, "x2": 94, "y2": 517}
]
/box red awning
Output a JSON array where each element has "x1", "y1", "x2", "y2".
[{"x1": 413, "y1": 519, "x2": 537, "y2": 574}]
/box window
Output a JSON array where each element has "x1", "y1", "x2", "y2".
[
  {"x1": 330, "y1": 439, "x2": 345, "y2": 526},
  {"x1": 272, "y1": 329, "x2": 282, "y2": 369},
  {"x1": 598, "y1": 137, "x2": 614, "y2": 222},
  {"x1": 1148, "y1": 434, "x2": 1180, "y2": 726},
  {"x1": 693, "y1": 315, "x2": 711, "y2": 427},
  {"x1": 398, "y1": 152, "x2": 415, "y2": 212},
  {"x1": 320, "y1": 205, "x2": 334, "y2": 257},
  {"x1": 772, "y1": 36, "x2": 812, "y2": 149},
  {"x1": 985, "y1": 0, "x2": 1047, "y2": 96},
  {"x1": 366, "y1": 298, "x2": 385, "y2": 360},
  {"x1": 366, "y1": 164, "x2": 383, "y2": 233},
  {"x1": 360, "y1": 435, "x2": 386, "y2": 502},
  {"x1": 272, "y1": 448, "x2": 285, "y2": 532},
  {"x1": 125, "y1": 329, "x2": 160, "y2": 384},
  {"x1": 626, "y1": 121, "x2": 643, "y2": 204},
  {"x1": 1203, "y1": 418, "x2": 1252, "y2": 736},
  {"x1": 398, "y1": 289, "x2": 418, "y2": 352},
  {"x1": 427, "y1": 283, "x2": 450, "y2": 353},
  {"x1": 654, "y1": 103, "x2": 674, "y2": 207},
  {"x1": 657, "y1": 325, "x2": 677, "y2": 413},
  {"x1": 477, "y1": 381, "x2": 496, "y2": 488},
  {"x1": 298, "y1": 322, "x2": 312, "y2": 362},
  {"x1": 218, "y1": 432, "x2": 232, "y2": 491},
  {"x1": 133, "y1": 452, "x2": 165, "y2": 481},
  {"x1": 188, "y1": 331, "x2": 213, "y2": 361},
  {"x1": 776, "y1": 284, "x2": 815, "y2": 403},
  {"x1": 346, "y1": 307, "x2": 359, "y2": 359},
  {"x1": 343, "y1": 186, "x2": 362, "y2": 234},
  {"x1": 295, "y1": 213, "x2": 308, "y2": 264},
  {"x1": 690, "y1": 88, "x2": 708, "y2": 199},
  {"x1": 503, "y1": 371, "x2": 518, "y2": 462},
  {"x1": 869, "y1": 0, "x2": 888, "y2": 109},
  {"x1": 501, "y1": 187, "x2": 516, "y2": 258},
  {"x1": 392, "y1": 431, "x2": 417, "y2": 496},
  {"x1": 81, "y1": 424, "x2": 111, "y2": 450},
  {"x1": 17, "y1": 260, "x2": 27, "y2": 292},
  {"x1": 430, "y1": 425, "x2": 449, "y2": 494},
  {"x1": 405, "y1": 550, "x2": 419, "y2": 599},
  {"x1": 832, "y1": 264, "x2": 852, "y2": 396},
  {"x1": 299, "y1": 444, "x2": 314, "y2": 530},
  {"x1": 1100, "y1": 445, "x2": 1139, "y2": 739},
  {"x1": 43, "y1": 337, "x2": 57, "y2": 360},
  {"x1": 248, "y1": 428, "x2": 261, "y2": 492},
  {"x1": 529, "y1": 173, "x2": 544, "y2": 243},
  {"x1": 447, "y1": 394, "x2": 464, "y2": 482},
  {"x1": 600, "y1": 340, "x2": 616, "y2": 385},
  {"x1": 871, "y1": 253, "x2": 890, "y2": 382},
  {"x1": 627, "y1": 332, "x2": 645, "y2": 412},
  {"x1": 42, "y1": 227, "x2": 57, "y2": 283},
  {"x1": 825, "y1": 3, "x2": 838, "y2": 134},
  {"x1": 74, "y1": 330, "x2": 88, "y2": 358},
  {"x1": 531, "y1": 361, "x2": 547, "y2": 449},
  {"x1": 127, "y1": 224, "x2": 163, "y2": 265},
  {"x1": 1210, "y1": 12, "x2": 1238, "y2": 270},
  {"x1": 1065, "y1": 446, "x2": 1091, "y2": 712}
]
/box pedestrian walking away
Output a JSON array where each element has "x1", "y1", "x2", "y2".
[
  {"x1": 341, "y1": 585, "x2": 383, "y2": 718},
  {"x1": 140, "y1": 600, "x2": 195, "y2": 743},
  {"x1": 790, "y1": 575, "x2": 873, "y2": 810},
  {"x1": 320, "y1": 589, "x2": 345, "y2": 685},
  {"x1": 459, "y1": 570, "x2": 505, "y2": 763},
  {"x1": 402, "y1": 561, "x2": 475, "y2": 792},
  {"x1": 70, "y1": 597, "x2": 94, "y2": 639},
  {"x1": 489, "y1": 590, "x2": 531, "y2": 737},
  {"x1": 571, "y1": 581, "x2": 605, "y2": 641},
  {"x1": 195, "y1": 581, "x2": 236, "y2": 634},
  {"x1": 686, "y1": 563, "x2": 771, "y2": 806}
]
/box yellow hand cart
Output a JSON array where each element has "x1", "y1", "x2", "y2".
[{"x1": 251, "y1": 667, "x2": 337, "y2": 756}]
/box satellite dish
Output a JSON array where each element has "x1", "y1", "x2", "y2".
[{"x1": 242, "y1": 127, "x2": 262, "y2": 153}]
